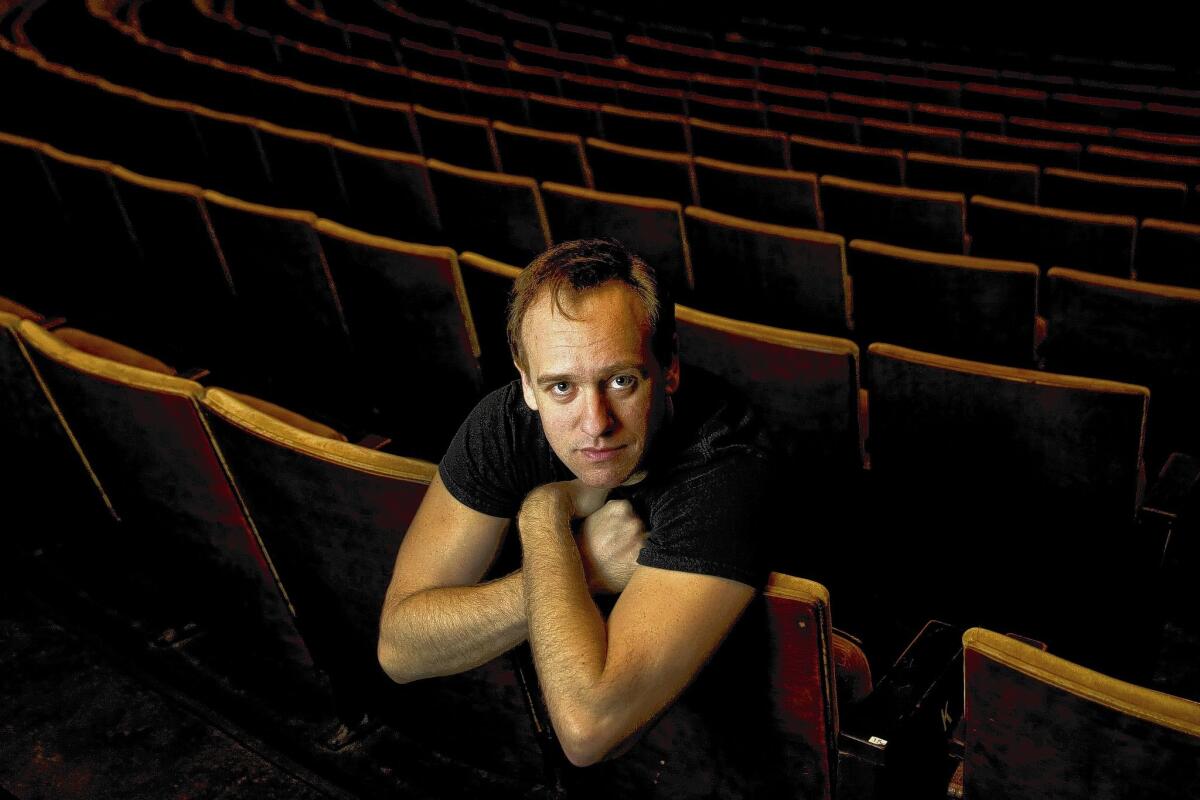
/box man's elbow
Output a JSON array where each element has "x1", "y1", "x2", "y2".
[
  {"x1": 376, "y1": 636, "x2": 419, "y2": 685},
  {"x1": 555, "y1": 711, "x2": 625, "y2": 768}
]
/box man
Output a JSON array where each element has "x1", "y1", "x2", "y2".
[{"x1": 377, "y1": 239, "x2": 773, "y2": 785}]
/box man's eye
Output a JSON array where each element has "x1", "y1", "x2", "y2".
[
  {"x1": 551, "y1": 382, "x2": 572, "y2": 395},
  {"x1": 611, "y1": 375, "x2": 636, "y2": 390}
]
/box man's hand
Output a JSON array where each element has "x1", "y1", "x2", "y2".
[
  {"x1": 576, "y1": 500, "x2": 646, "y2": 595},
  {"x1": 524, "y1": 479, "x2": 609, "y2": 520}
]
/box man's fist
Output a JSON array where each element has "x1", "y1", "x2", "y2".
[{"x1": 576, "y1": 499, "x2": 647, "y2": 595}]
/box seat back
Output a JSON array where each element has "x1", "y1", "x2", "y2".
[
  {"x1": 685, "y1": 207, "x2": 851, "y2": 335},
  {"x1": 0, "y1": 311, "x2": 112, "y2": 552},
  {"x1": 584, "y1": 137, "x2": 696, "y2": 207},
  {"x1": 202, "y1": 190, "x2": 361, "y2": 423},
  {"x1": 692, "y1": 156, "x2": 821, "y2": 229},
  {"x1": 315, "y1": 219, "x2": 483, "y2": 457},
  {"x1": 493, "y1": 120, "x2": 592, "y2": 187},
  {"x1": 1136, "y1": 218, "x2": 1200, "y2": 289},
  {"x1": 859, "y1": 118, "x2": 962, "y2": 157},
  {"x1": 848, "y1": 240, "x2": 1039, "y2": 366},
  {"x1": 905, "y1": 151, "x2": 1039, "y2": 205},
  {"x1": 1043, "y1": 267, "x2": 1200, "y2": 474},
  {"x1": 762, "y1": 573, "x2": 841, "y2": 800},
  {"x1": 198, "y1": 386, "x2": 551, "y2": 781},
  {"x1": 1041, "y1": 167, "x2": 1188, "y2": 220},
  {"x1": 963, "y1": 131, "x2": 1082, "y2": 170},
  {"x1": 820, "y1": 176, "x2": 967, "y2": 254},
  {"x1": 961, "y1": 628, "x2": 1200, "y2": 800},
  {"x1": 17, "y1": 321, "x2": 304, "y2": 658},
  {"x1": 427, "y1": 158, "x2": 552, "y2": 265},
  {"x1": 457, "y1": 251, "x2": 522, "y2": 391},
  {"x1": 412, "y1": 103, "x2": 500, "y2": 171},
  {"x1": 969, "y1": 195, "x2": 1136, "y2": 278},
  {"x1": 790, "y1": 135, "x2": 904, "y2": 185},
  {"x1": 767, "y1": 106, "x2": 858, "y2": 143},
  {"x1": 108, "y1": 166, "x2": 239, "y2": 369},
  {"x1": 688, "y1": 117, "x2": 790, "y2": 169},
  {"x1": 540, "y1": 181, "x2": 694, "y2": 296},
  {"x1": 868, "y1": 342, "x2": 1147, "y2": 523},
  {"x1": 599, "y1": 103, "x2": 690, "y2": 151},
  {"x1": 332, "y1": 139, "x2": 442, "y2": 243},
  {"x1": 867, "y1": 344, "x2": 1150, "y2": 660},
  {"x1": 676, "y1": 304, "x2": 863, "y2": 474}
]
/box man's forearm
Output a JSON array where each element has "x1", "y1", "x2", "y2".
[
  {"x1": 519, "y1": 488, "x2": 613, "y2": 757},
  {"x1": 378, "y1": 570, "x2": 527, "y2": 684}
]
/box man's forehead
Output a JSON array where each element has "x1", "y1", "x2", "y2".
[{"x1": 522, "y1": 283, "x2": 653, "y2": 370}]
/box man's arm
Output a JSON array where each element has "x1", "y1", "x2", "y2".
[
  {"x1": 377, "y1": 472, "x2": 523, "y2": 684},
  {"x1": 378, "y1": 475, "x2": 649, "y2": 684},
  {"x1": 519, "y1": 483, "x2": 755, "y2": 767}
]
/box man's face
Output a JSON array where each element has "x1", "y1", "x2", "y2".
[{"x1": 517, "y1": 281, "x2": 679, "y2": 489}]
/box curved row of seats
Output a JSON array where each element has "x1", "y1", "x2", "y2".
[
  {"x1": 201, "y1": 0, "x2": 1200, "y2": 128},
  {"x1": 127, "y1": 0, "x2": 1200, "y2": 196},
  {"x1": 9, "y1": 298, "x2": 1193, "y2": 797},
  {"x1": 5, "y1": 26, "x2": 1200, "y2": 305},
  {"x1": 60, "y1": 0, "x2": 1200, "y2": 213},
  {"x1": 4, "y1": 3, "x2": 1199, "y2": 796}
]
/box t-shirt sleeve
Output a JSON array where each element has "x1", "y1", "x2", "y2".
[
  {"x1": 636, "y1": 454, "x2": 774, "y2": 589},
  {"x1": 438, "y1": 385, "x2": 536, "y2": 518}
]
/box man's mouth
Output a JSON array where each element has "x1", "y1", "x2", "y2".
[{"x1": 579, "y1": 445, "x2": 626, "y2": 462}]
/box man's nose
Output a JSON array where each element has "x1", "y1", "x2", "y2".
[{"x1": 580, "y1": 389, "x2": 615, "y2": 438}]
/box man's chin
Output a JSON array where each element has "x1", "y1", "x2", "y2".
[{"x1": 573, "y1": 462, "x2": 637, "y2": 490}]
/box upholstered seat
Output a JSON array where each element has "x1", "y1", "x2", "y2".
[
  {"x1": 693, "y1": 156, "x2": 822, "y2": 229},
  {"x1": 969, "y1": 195, "x2": 1136, "y2": 277},
  {"x1": 685, "y1": 207, "x2": 851, "y2": 335},
  {"x1": 959, "y1": 628, "x2": 1200, "y2": 799},
  {"x1": 198, "y1": 387, "x2": 548, "y2": 783},
  {"x1": 847, "y1": 240, "x2": 1040, "y2": 366},
  {"x1": 540, "y1": 181, "x2": 695, "y2": 296},
  {"x1": 584, "y1": 137, "x2": 697, "y2": 206},
  {"x1": 427, "y1": 158, "x2": 553, "y2": 266}
]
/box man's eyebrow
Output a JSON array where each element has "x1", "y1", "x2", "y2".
[{"x1": 536, "y1": 363, "x2": 648, "y2": 386}]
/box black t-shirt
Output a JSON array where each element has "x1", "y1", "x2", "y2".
[
  {"x1": 438, "y1": 368, "x2": 773, "y2": 588},
  {"x1": 438, "y1": 370, "x2": 788, "y2": 797}
]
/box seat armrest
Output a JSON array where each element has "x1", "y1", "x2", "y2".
[
  {"x1": 355, "y1": 433, "x2": 392, "y2": 450},
  {"x1": 179, "y1": 367, "x2": 211, "y2": 382},
  {"x1": 839, "y1": 620, "x2": 965, "y2": 798},
  {"x1": 1139, "y1": 452, "x2": 1200, "y2": 569}
]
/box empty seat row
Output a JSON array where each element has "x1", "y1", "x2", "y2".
[
  {"x1": 0, "y1": 130, "x2": 482, "y2": 459},
  {"x1": 19, "y1": 2, "x2": 1200, "y2": 235},
  {"x1": 211, "y1": 0, "x2": 1200, "y2": 139},
  {"x1": 105, "y1": 0, "x2": 1200, "y2": 176}
]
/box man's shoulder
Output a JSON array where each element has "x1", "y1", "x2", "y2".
[{"x1": 661, "y1": 368, "x2": 771, "y2": 475}]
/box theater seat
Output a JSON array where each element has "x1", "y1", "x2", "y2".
[
  {"x1": 1042, "y1": 267, "x2": 1200, "y2": 478},
  {"x1": 0, "y1": 310, "x2": 112, "y2": 557},
  {"x1": 427, "y1": 159, "x2": 552, "y2": 266},
  {"x1": 540, "y1": 181, "x2": 695, "y2": 296},
  {"x1": 684, "y1": 207, "x2": 851, "y2": 335},
  {"x1": 969, "y1": 195, "x2": 1136, "y2": 278},
  {"x1": 692, "y1": 156, "x2": 822, "y2": 229},
  {"x1": 584, "y1": 137, "x2": 696, "y2": 207},
  {"x1": 315, "y1": 219, "x2": 484, "y2": 458},
  {"x1": 1136, "y1": 218, "x2": 1200, "y2": 289},
  {"x1": 16, "y1": 320, "x2": 312, "y2": 676},
  {"x1": 675, "y1": 304, "x2": 863, "y2": 476},
  {"x1": 198, "y1": 387, "x2": 551, "y2": 783},
  {"x1": 865, "y1": 343, "x2": 1151, "y2": 673},
  {"x1": 847, "y1": 240, "x2": 1039, "y2": 366},
  {"x1": 958, "y1": 628, "x2": 1200, "y2": 799},
  {"x1": 457, "y1": 251, "x2": 522, "y2": 391},
  {"x1": 820, "y1": 176, "x2": 967, "y2": 255}
]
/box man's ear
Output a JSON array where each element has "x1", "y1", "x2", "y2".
[
  {"x1": 663, "y1": 334, "x2": 680, "y2": 396},
  {"x1": 516, "y1": 363, "x2": 539, "y2": 411}
]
